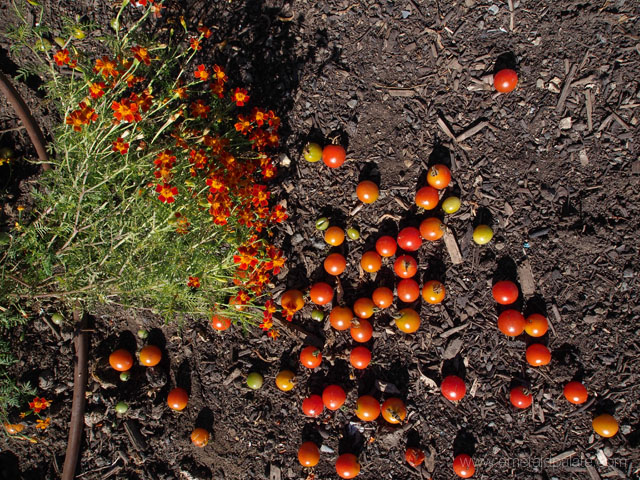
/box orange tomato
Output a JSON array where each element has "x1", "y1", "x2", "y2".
[
  {"x1": 372, "y1": 287, "x2": 394, "y2": 308},
  {"x1": 324, "y1": 226, "x2": 345, "y2": 246},
  {"x1": 139, "y1": 345, "x2": 162, "y2": 367},
  {"x1": 415, "y1": 186, "x2": 439, "y2": 210},
  {"x1": 427, "y1": 164, "x2": 451, "y2": 189},
  {"x1": 211, "y1": 315, "x2": 231, "y2": 331},
  {"x1": 355, "y1": 395, "x2": 380, "y2": 421},
  {"x1": 324, "y1": 253, "x2": 347, "y2": 276},
  {"x1": 525, "y1": 344, "x2": 551, "y2": 367},
  {"x1": 360, "y1": 251, "x2": 382, "y2": 273},
  {"x1": 563, "y1": 381, "x2": 588, "y2": 404},
  {"x1": 275, "y1": 370, "x2": 295, "y2": 391},
  {"x1": 394, "y1": 255, "x2": 418, "y2": 278},
  {"x1": 524, "y1": 313, "x2": 548, "y2": 337},
  {"x1": 190, "y1": 428, "x2": 210, "y2": 447},
  {"x1": 309, "y1": 282, "x2": 334, "y2": 305},
  {"x1": 353, "y1": 298, "x2": 374, "y2": 319},
  {"x1": 329, "y1": 306, "x2": 353, "y2": 330},
  {"x1": 592, "y1": 414, "x2": 618, "y2": 437},
  {"x1": 419, "y1": 217, "x2": 444, "y2": 241},
  {"x1": 395, "y1": 308, "x2": 420, "y2": 333},
  {"x1": 356, "y1": 180, "x2": 379, "y2": 203},
  {"x1": 336, "y1": 453, "x2": 360, "y2": 479},
  {"x1": 350, "y1": 346, "x2": 372, "y2": 369},
  {"x1": 167, "y1": 387, "x2": 189, "y2": 411},
  {"x1": 298, "y1": 441, "x2": 320, "y2": 467},
  {"x1": 422, "y1": 280, "x2": 445, "y2": 304},
  {"x1": 280, "y1": 289, "x2": 304, "y2": 311},
  {"x1": 109, "y1": 349, "x2": 133, "y2": 372},
  {"x1": 381, "y1": 397, "x2": 406, "y2": 424},
  {"x1": 350, "y1": 319, "x2": 373, "y2": 343}
]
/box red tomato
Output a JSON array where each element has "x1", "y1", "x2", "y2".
[
  {"x1": 397, "y1": 278, "x2": 420, "y2": 303},
  {"x1": 360, "y1": 251, "x2": 382, "y2": 273},
  {"x1": 355, "y1": 395, "x2": 380, "y2": 421},
  {"x1": 492, "y1": 280, "x2": 519, "y2": 305},
  {"x1": 395, "y1": 308, "x2": 420, "y2": 333},
  {"x1": 353, "y1": 298, "x2": 374, "y2": 319},
  {"x1": 494, "y1": 68, "x2": 518, "y2": 93},
  {"x1": 190, "y1": 428, "x2": 209, "y2": 447},
  {"x1": 375, "y1": 235, "x2": 397, "y2": 257},
  {"x1": 394, "y1": 255, "x2": 418, "y2": 278},
  {"x1": 372, "y1": 287, "x2": 394, "y2": 308},
  {"x1": 109, "y1": 349, "x2": 133, "y2": 372},
  {"x1": 381, "y1": 397, "x2": 407, "y2": 424},
  {"x1": 497, "y1": 309, "x2": 525, "y2": 336},
  {"x1": 329, "y1": 306, "x2": 353, "y2": 330},
  {"x1": 302, "y1": 394, "x2": 324, "y2": 417},
  {"x1": 427, "y1": 164, "x2": 452, "y2": 189},
  {"x1": 564, "y1": 381, "x2": 588, "y2": 404},
  {"x1": 356, "y1": 180, "x2": 379, "y2": 203},
  {"x1": 525, "y1": 344, "x2": 551, "y2": 367},
  {"x1": 167, "y1": 387, "x2": 189, "y2": 411},
  {"x1": 322, "y1": 144, "x2": 346, "y2": 168},
  {"x1": 441, "y1": 375, "x2": 466, "y2": 402},
  {"x1": 139, "y1": 345, "x2": 162, "y2": 367},
  {"x1": 350, "y1": 346, "x2": 372, "y2": 369},
  {"x1": 419, "y1": 217, "x2": 444, "y2": 241},
  {"x1": 397, "y1": 227, "x2": 422, "y2": 251},
  {"x1": 300, "y1": 345, "x2": 322, "y2": 369},
  {"x1": 524, "y1": 313, "x2": 548, "y2": 337},
  {"x1": 415, "y1": 186, "x2": 439, "y2": 210},
  {"x1": 453, "y1": 454, "x2": 475, "y2": 478},
  {"x1": 324, "y1": 253, "x2": 347, "y2": 276},
  {"x1": 422, "y1": 280, "x2": 445, "y2": 304},
  {"x1": 298, "y1": 441, "x2": 320, "y2": 467},
  {"x1": 510, "y1": 386, "x2": 532, "y2": 409},
  {"x1": 350, "y1": 319, "x2": 373, "y2": 343},
  {"x1": 405, "y1": 447, "x2": 426, "y2": 468},
  {"x1": 211, "y1": 315, "x2": 231, "y2": 331},
  {"x1": 310, "y1": 282, "x2": 334, "y2": 305},
  {"x1": 322, "y1": 385, "x2": 346, "y2": 410},
  {"x1": 336, "y1": 453, "x2": 361, "y2": 479}
]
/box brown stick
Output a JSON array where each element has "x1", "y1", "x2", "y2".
[
  {"x1": 61, "y1": 307, "x2": 89, "y2": 480},
  {"x1": 0, "y1": 71, "x2": 50, "y2": 170}
]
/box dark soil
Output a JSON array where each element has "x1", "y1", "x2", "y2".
[{"x1": 1, "y1": 0, "x2": 640, "y2": 479}]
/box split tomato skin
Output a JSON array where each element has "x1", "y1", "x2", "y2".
[
  {"x1": 510, "y1": 386, "x2": 533, "y2": 409},
  {"x1": 441, "y1": 375, "x2": 466, "y2": 402},
  {"x1": 394, "y1": 255, "x2": 418, "y2": 278},
  {"x1": 405, "y1": 447, "x2": 426, "y2": 467},
  {"x1": 427, "y1": 164, "x2": 452, "y2": 189},
  {"x1": 300, "y1": 345, "x2": 322, "y2": 369},
  {"x1": 322, "y1": 144, "x2": 346, "y2": 168},
  {"x1": 422, "y1": 280, "x2": 446, "y2": 304},
  {"x1": 492, "y1": 280, "x2": 519, "y2": 305},
  {"x1": 381, "y1": 397, "x2": 407, "y2": 424},
  {"x1": 494, "y1": 68, "x2": 519, "y2": 93}
]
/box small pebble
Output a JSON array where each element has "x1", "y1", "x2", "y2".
[{"x1": 488, "y1": 4, "x2": 500, "y2": 14}]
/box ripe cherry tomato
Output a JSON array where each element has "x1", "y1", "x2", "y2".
[
  {"x1": 592, "y1": 414, "x2": 618, "y2": 438},
  {"x1": 453, "y1": 454, "x2": 475, "y2": 478},
  {"x1": 109, "y1": 349, "x2": 133, "y2": 372},
  {"x1": 415, "y1": 186, "x2": 439, "y2": 210},
  {"x1": 524, "y1": 313, "x2": 548, "y2": 337},
  {"x1": 324, "y1": 253, "x2": 347, "y2": 276},
  {"x1": 441, "y1": 375, "x2": 466, "y2": 402},
  {"x1": 324, "y1": 226, "x2": 345, "y2": 246},
  {"x1": 394, "y1": 255, "x2": 418, "y2": 278},
  {"x1": 298, "y1": 441, "x2": 320, "y2": 467},
  {"x1": 563, "y1": 381, "x2": 588, "y2": 405},
  {"x1": 190, "y1": 428, "x2": 210, "y2": 447},
  {"x1": 422, "y1": 280, "x2": 445, "y2": 304},
  {"x1": 350, "y1": 346, "x2": 372, "y2": 369},
  {"x1": 497, "y1": 309, "x2": 525, "y2": 336},
  {"x1": 427, "y1": 164, "x2": 452, "y2": 189},
  {"x1": 275, "y1": 370, "x2": 295, "y2": 391},
  {"x1": 360, "y1": 251, "x2": 382, "y2": 273},
  {"x1": 356, "y1": 180, "x2": 379, "y2": 203},
  {"x1": 139, "y1": 345, "x2": 162, "y2": 367},
  {"x1": 350, "y1": 319, "x2": 373, "y2": 343},
  {"x1": 395, "y1": 308, "x2": 420, "y2": 333},
  {"x1": 494, "y1": 68, "x2": 518, "y2": 93},
  {"x1": 329, "y1": 306, "x2": 353, "y2": 330},
  {"x1": 302, "y1": 394, "x2": 324, "y2": 417},
  {"x1": 375, "y1": 235, "x2": 397, "y2": 257},
  {"x1": 323, "y1": 144, "x2": 346, "y2": 168},
  {"x1": 381, "y1": 397, "x2": 407, "y2": 424},
  {"x1": 397, "y1": 279, "x2": 420, "y2": 303},
  {"x1": 472, "y1": 224, "x2": 493, "y2": 245},
  {"x1": 355, "y1": 395, "x2": 380, "y2": 421},
  {"x1": 525, "y1": 344, "x2": 551, "y2": 367},
  {"x1": 510, "y1": 386, "x2": 532, "y2": 409},
  {"x1": 353, "y1": 298, "x2": 374, "y2": 319},
  {"x1": 280, "y1": 289, "x2": 304, "y2": 312},
  {"x1": 492, "y1": 280, "x2": 519, "y2": 305},
  {"x1": 303, "y1": 142, "x2": 322, "y2": 163},
  {"x1": 419, "y1": 217, "x2": 445, "y2": 241},
  {"x1": 300, "y1": 346, "x2": 322, "y2": 369},
  {"x1": 397, "y1": 227, "x2": 422, "y2": 251},
  {"x1": 405, "y1": 447, "x2": 426, "y2": 468},
  {"x1": 322, "y1": 385, "x2": 346, "y2": 410},
  {"x1": 336, "y1": 453, "x2": 360, "y2": 479},
  {"x1": 310, "y1": 282, "x2": 334, "y2": 305},
  {"x1": 372, "y1": 287, "x2": 394, "y2": 308},
  {"x1": 211, "y1": 315, "x2": 231, "y2": 331},
  {"x1": 167, "y1": 387, "x2": 189, "y2": 411}
]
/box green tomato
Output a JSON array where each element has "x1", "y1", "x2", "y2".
[
  {"x1": 315, "y1": 217, "x2": 329, "y2": 231},
  {"x1": 473, "y1": 224, "x2": 494, "y2": 245},
  {"x1": 246, "y1": 372, "x2": 264, "y2": 390},
  {"x1": 34, "y1": 38, "x2": 52, "y2": 52},
  {"x1": 115, "y1": 401, "x2": 129, "y2": 414},
  {"x1": 442, "y1": 196, "x2": 461, "y2": 214},
  {"x1": 346, "y1": 228, "x2": 360, "y2": 240},
  {"x1": 53, "y1": 37, "x2": 66, "y2": 48},
  {"x1": 311, "y1": 309, "x2": 325, "y2": 321},
  {"x1": 303, "y1": 142, "x2": 323, "y2": 162},
  {"x1": 51, "y1": 313, "x2": 64, "y2": 325},
  {"x1": 71, "y1": 27, "x2": 86, "y2": 40},
  {"x1": 119, "y1": 371, "x2": 130, "y2": 382}
]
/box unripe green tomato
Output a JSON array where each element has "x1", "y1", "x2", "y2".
[
  {"x1": 246, "y1": 372, "x2": 263, "y2": 390},
  {"x1": 51, "y1": 313, "x2": 64, "y2": 325},
  {"x1": 119, "y1": 372, "x2": 130, "y2": 382},
  {"x1": 34, "y1": 38, "x2": 52, "y2": 52},
  {"x1": 71, "y1": 27, "x2": 86, "y2": 40},
  {"x1": 115, "y1": 401, "x2": 128, "y2": 414},
  {"x1": 346, "y1": 228, "x2": 360, "y2": 240},
  {"x1": 303, "y1": 143, "x2": 322, "y2": 163},
  {"x1": 311, "y1": 309, "x2": 325, "y2": 321},
  {"x1": 53, "y1": 37, "x2": 66, "y2": 48},
  {"x1": 473, "y1": 224, "x2": 493, "y2": 245},
  {"x1": 442, "y1": 196, "x2": 461, "y2": 214},
  {"x1": 315, "y1": 217, "x2": 329, "y2": 231}
]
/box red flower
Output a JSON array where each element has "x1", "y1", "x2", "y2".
[
  {"x1": 234, "y1": 114, "x2": 253, "y2": 134},
  {"x1": 251, "y1": 107, "x2": 267, "y2": 126},
  {"x1": 65, "y1": 102, "x2": 97, "y2": 132},
  {"x1": 53, "y1": 49, "x2": 70, "y2": 66},
  {"x1": 198, "y1": 26, "x2": 212, "y2": 38},
  {"x1": 29, "y1": 397, "x2": 51, "y2": 414},
  {"x1": 231, "y1": 88, "x2": 249, "y2": 107},
  {"x1": 189, "y1": 38, "x2": 201, "y2": 51},
  {"x1": 190, "y1": 99, "x2": 210, "y2": 119},
  {"x1": 131, "y1": 46, "x2": 151, "y2": 65},
  {"x1": 111, "y1": 98, "x2": 141, "y2": 123},
  {"x1": 187, "y1": 276, "x2": 200, "y2": 288},
  {"x1": 269, "y1": 204, "x2": 288, "y2": 224},
  {"x1": 112, "y1": 137, "x2": 129, "y2": 155},
  {"x1": 156, "y1": 183, "x2": 178, "y2": 203},
  {"x1": 88, "y1": 82, "x2": 106, "y2": 99},
  {"x1": 210, "y1": 82, "x2": 224, "y2": 99},
  {"x1": 93, "y1": 56, "x2": 119, "y2": 78},
  {"x1": 213, "y1": 65, "x2": 228, "y2": 83},
  {"x1": 251, "y1": 184, "x2": 270, "y2": 207},
  {"x1": 194, "y1": 64, "x2": 210, "y2": 81}
]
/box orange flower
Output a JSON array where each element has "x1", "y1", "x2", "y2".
[
  {"x1": 131, "y1": 90, "x2": 153, "y2": 113},
  {"x1": 259, "y1": 318, "x2": 273, "y2": 331},
  {"x1": 111, "y1": 98, "x2": 141, "y2": 123},
  {"x1": 150, "y1": 2, "x2": 165, "y2": 18},
  {"x1": 88, "y1": 82, "x2": 106, "y2": 99},
  {"x1": 213, "y1": 65, "x2": 227, "y2": 83},
  {"x1": 3, "y1": 423, "x2": 25, "y2": 434},
  {"x1": 35, "y1": 417, "x2": 51, "y2": 430},
  {"x1": 29, "y1": 397, "x2": 51, "y2": 414},
  {"x1": 267, "y1": 329, "x2": 279, "y2": 339},
  {"x1": 174, "y1": 86, "x2": 188, "y2": 99},
  {"x1": 189, "y1": 38, "x2": 201, "y2": 51},
  {"x1": 209, "y1": 82, "x2": 224, "y2": 99},
  {"x1": 112, "y1": 137, "x2": 129, "y2": 155},
  {"x1": 93, "y1": 56, "x2": 119, "y2": 78},
  {"x1": 198, "y1": 26, "x2": 212, "y2": 38},
  {"x1": 65, "y1": 103, "x2": 97, "y2": 132},
  {"x1": 269, "y1": 204, "x2": 288, "y2": 224},
  {"x1": 126, "y1": 74, "x2": 145, "y2": 88},
  {"x1": 194, "y1": 64, "x2": 210, "y2": 81},
  {"x1": 231, "y1": 88, "x2": 249, "y2": 107},
  {"x1": 131, "y1": 46, "x2": 151, "y2": 65},
  {"x1": 251, "y1": 107, "x2": 267, "y2": 126},
  {"x1": 190, "y1": 99, "x2": 210, "y2": 119},
  {"x1": 53, "y1": 49, "x2": 70, "y2": 66},
  {"x1": 187, "y1": 276, "x2": 200, "y2": 288},
  {"x1": 234, "y1": 114, "x2": 253, "y2": 134},
  {"x1": 156, "y1": 183, "x2": 178, "y2": 203},
  {"x1": 251, "y1": 184, "x2": 270, "y2": 207}
]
